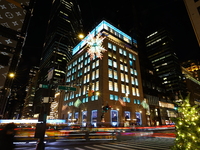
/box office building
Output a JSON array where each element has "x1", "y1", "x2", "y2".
[
  {"x1": 34, "y1": 0, "x2": 83, "y2": 113},
  {"x1": 57, "y1": 20, "x2": 148, "y2": 127},
  {"x1": 145, "y1": 28, "x2": 187, "y2": 100}
]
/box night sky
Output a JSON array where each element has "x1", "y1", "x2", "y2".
[{"x1": 77, "y1": 0, "x2": 200, "y2": 62}]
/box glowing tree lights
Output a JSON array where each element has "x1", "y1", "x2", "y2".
[
  {"x1": 86, "y1": 32, "x2": 107, "y2": 60},
  {"x1": 171, "y1": 93, "x2": 200, "y2": 150}
]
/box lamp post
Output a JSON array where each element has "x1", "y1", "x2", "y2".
[{"x1": 2, "y1": 72, "x2": 15, "y2": 118}]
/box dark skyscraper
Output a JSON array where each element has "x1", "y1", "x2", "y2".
[
  {"x1": 145, "y1": 28, "x2": 187, "y2": 99},
  {"x1": 34, "y1": 0, "x2": 83, "y2": 113}
]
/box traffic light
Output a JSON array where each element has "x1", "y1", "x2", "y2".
[{"x1": 102, "y1": 105, "x2": 112, "y2": 112}]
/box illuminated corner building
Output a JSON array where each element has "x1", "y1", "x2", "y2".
[
  {"x1": 184, "y1": 0, "x2": 200, "y2": 47},
  {"x1": 145, "y1": 28, "x2": 187, "y2": 100},
  {"x1": 34, "y1": 0, "x2": 83, "y2": 113},
  {"x1": 59, "y1": 20, "x2": 147, "y2": 127}
]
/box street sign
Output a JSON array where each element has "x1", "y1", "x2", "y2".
[
  {"x1": 39, "y1": 84, "x2": 49, "y2": 89},
  {"x1": 58, "y1": 86, "x2": 76, "y2": 91}
]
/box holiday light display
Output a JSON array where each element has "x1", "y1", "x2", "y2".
[
  {"x1": 171, "y1": 93, "x2": 200, "y2": 150},
  {"x1": 86, "y1": 32, "x2": 107, "y2": 60}
]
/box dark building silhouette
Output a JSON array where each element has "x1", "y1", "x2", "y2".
[{"x1": 145, "y1": 28, "x2": 187, "y2": 100}]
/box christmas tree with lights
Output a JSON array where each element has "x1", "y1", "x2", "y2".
[{"x1": 171, "y1": 93, "x2": 200, "y2": 150}]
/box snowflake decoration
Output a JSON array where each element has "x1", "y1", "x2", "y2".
[{"x1": 86, "y1": 32, "x2": 107, "y2": 60}]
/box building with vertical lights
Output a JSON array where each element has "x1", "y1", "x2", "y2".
[{"x1": 58, "y1": 20, "x2": 148, "y2": 127}]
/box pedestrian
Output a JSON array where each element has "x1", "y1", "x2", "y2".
[{"x1": 0, "y1": 123, "x2": 17, "y2": 150}]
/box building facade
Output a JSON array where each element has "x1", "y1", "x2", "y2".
[
  {"x1": 58, "y1": 20, "x2": 148, "y2": 127},
  {"x1": 145, "y1": 28, "x2": 187, "y2": 99}
]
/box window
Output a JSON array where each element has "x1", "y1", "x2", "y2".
[
  {"x1": 125, "y1": 74, "x2": 129, "y2": 83},
  {"x1": 120, "y1": 64, "x2": 124, "y2": 71},
  {"x1": 108, "y1": 59, "x2": 112, "y2": 66},
  {"x1": 96, "y1": 69, "x2": 99, "y2": 78},
  {"x1": 114, "y1": 82, "x2": 118, "y2": 92},
  {"x1": 95, "y1": 81, "x2": 99, "y2": 91},
  {"x1": 132, "y1": 87, "x2": 136, "y2": 96},
  {"x1": 131, "y1": 77, "x2": 135, "y2": 85},
  {"x1": 113, "y1": 45, "x2": 116, "y2": 51},
  {"x1": 113, "y1": 61, "x2": 117, "y2": 68},
  {"x1": 92, "y1": 71, "x2": 95, "y2": 80},
  {"x1": 109, "y1": 81, "x2": 113, "y2": 91},
  {"x1": 108, "y1": 43, "x2": 112, "y2": 49},
  {"x1": 126, "y1": 85, "x2": 129, "y2": 94},
  {"x1": 121, "y1": 73, "x2": 124, "y2": 82},
  {"x1": 108, "y1": 69, "x2": 113, "y2": 78},
  {"x1": 134, "y1": 99, "x2": 137, "y2": 104},
  {"x1": 113, "y1": 70, "x2": 118, "y2": 79},
  {"x1": 110, "y1": 94, "x2": 114, "y2": 100},
  {"x1": 136, "y1": 88, "x2": 140, "y2": 96},
  {"x1": 119, "y1": 48, "x2": 123, "y2": 54},
  {"x1": 121, "y1": 84, "x2": 125, "y2": 93},
  {"x1": 96, "y1": 60, "x2": 99, "y2": 67}
]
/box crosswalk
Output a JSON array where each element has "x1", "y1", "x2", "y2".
[{"x1": 64, "y1": 138, "x2": 175, "y2": 150}]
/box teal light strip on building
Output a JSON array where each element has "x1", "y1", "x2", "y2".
[{"x1": 72, "y1": 20, "x2": 137, "y2": 55}]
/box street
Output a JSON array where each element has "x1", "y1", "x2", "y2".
[{"x1": 15, "y1": 137, "x2": 175, "y2": 150}]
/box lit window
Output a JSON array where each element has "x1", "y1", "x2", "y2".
[
  {"x1": 96, "y1": 69, "x2": 99, "y2": 78},
  {"x1": 136, "y1": 88, "x2": 140, "y2": 96},
  {"x1": 108, "y1": 69, "x2": 113, "y2": 78},
  {"x1": 121, "y1": 84, "x2": 125, "y2": 93},
  {"x1": 125, "y1": 74, "x2": 128, "y2": 83},
  {"x1": 135, "y1": 78, "x2": 138, "y2": 86},
  {"x1": 120, "y1": 64, "x2": 124, "y2": 71},
  {"x1": 134, "y1": 70, "x2": 137, "y2": 76},
  {"x1": 110, "y1": 94, "x2": 114, "y2": 100},
  {"x1": 123, "y1": 50, "x2": 126, "y2": 56},
  {"x1": 134, "y1": 99, "x2": 137, "y2": 104},
  {"x1": 92, "y1": 71, "x2": 95, "y2": 80},
  {"x1": 108, "y1": 59, "x2": 112, "y2": 66},
  {"x1": 132, "y1": 87, "x2": 136, "y2": 96},
  {"x1": 119, "y1": 48, "x2": 123, "y2": 54},
  {"x1": 113, "y1": 45, "x2": 116, "y2": 51},
  {"x1": 114, "y1": 82, "x2": 118, "y2": 92},
  {"x1": 92, "y1": 62, "x2": 95, "y2": 69},
  {"x1": 137, "y1": 100, "x2": 140, "y2": 104},
  {"x1": 109, "y1": 81, "x2": 113, "y2": 91},
  {"x1": 95, "y1": 81, "x2": 99, "y2": 90},
  {"x1": 115, "y1": 95, "x2": 118, "y2": 101},
  {"x1": 124, "y1": 66, "x2": 128, "y2": 72},
  {"x1": 126, "y1": 85, "x2": 129, "y2": 94},
  {"x1": 113, "y1": 70, "x2": 118, "y2": 79},
  {"x1": 131, "y1": 77, "x2": 135, "y2": 85},
  {"x1": 96, "y1": 60, "x2": 99, "y2": 67},
  {"x1": 121, "y1": 73, "x2": 124, "y2": 82},
  {"x1": 113, "y1": 61, "x2": 117, "y2": 68},
  {"x1": 108, "y1": 43, "x2": 112, "y2": 49}
]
